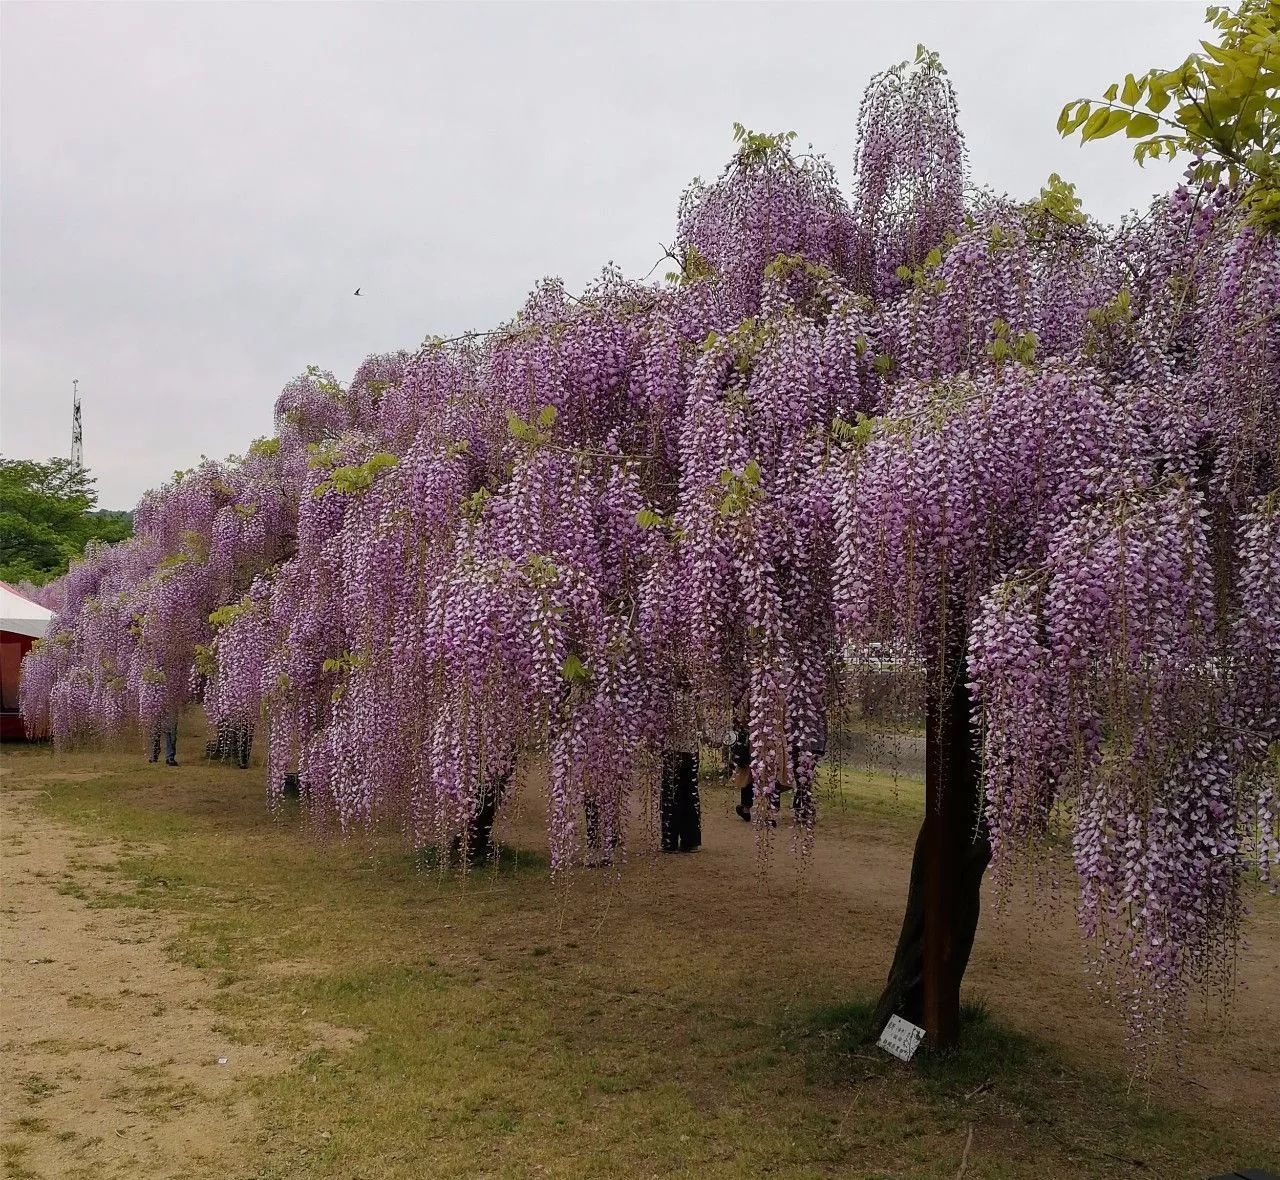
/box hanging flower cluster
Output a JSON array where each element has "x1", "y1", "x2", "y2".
[{"x1": 20, "y1": 49, "x2": 1279, "y2": 1046}]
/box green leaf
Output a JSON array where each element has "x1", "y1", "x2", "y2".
[
  {"x1": 1082, "y1": 106, "x2": 1112, "y2": 141},
  {"x1": 507, "y1": 411, "x2": 536, "y2": 443},
  {"x1": 537, "y1": 404, "x2": 558, "y2": 431},
  {"x1": 1126, "y1": 112, "x2": 1160, "y2": 138},
  {"x1": 560, "y1": 653, "x2": 589, "y2": 682},
  {"x1": 1121, "y1": 73, "x2": 1142, "y2": 105},
  {"x1": 743, "y1": 459, "x2": 762, "y2": 486},
  {"x1": 1068, "y1": 101, "x2": 1093, "y2": 133},
  {"x1": 1088, "y1": 109, "x2": 1132, "y2": 140}
]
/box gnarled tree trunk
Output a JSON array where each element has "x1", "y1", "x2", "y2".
[
  {"x1": 458, "y1": 770, "x2": 509, "y2": 864},
  {"x1": 872, "y1": 640, "x2": 991, "y2": 1048}
]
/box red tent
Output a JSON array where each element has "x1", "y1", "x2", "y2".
[{"x1": 1, "y1": 580, "x2": 54, "y2": 741}]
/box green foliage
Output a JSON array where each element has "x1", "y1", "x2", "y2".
[
  {"x1": 463, "y1": 488, "x2": 491, "y2": 523},
  {"x1": 831, "y1": 413, "x2": 877, "y2": 449},
  {"x1": 248, "y1": 437, "x2": 281, "y2": 458},
  {"x1": 306, "y1": 441, "x2": 342, "y2": 470},
  {"x1": 988, "y1": 223, "x2": 1014, "y2": 250},
  {"x1": 312, "y1": 453, "x2": 398, "y2": 497},
  {"x1": 322, "y1": 650, "x2": 369, "y2": 675},
  {"x1": 323, "y1": 650, "x2": 369, "y2": 702},
  {"x1": 666, "y1": 244, "x2": 715, "y2": 286},
  {"x1": 914, "y1": 42, "x2": 947, "y2": 73},
  {"x1": 523, "y1": 553, "x2": 560, "y2": 589},
  {"x1": 506, "y1": 404, "x2": 558, "y2": 447},
  {"x1": 209, "y1": 597, "x2": 252, "y2": 629},
  {"x1": 763, "y1": 251, "x2": 836, "y2": 285},
  {"x1": 559, "y1": 652, "x2": 589, "y2": 683},
  {"x1": 987, "y1": 319, "x2": 1039, "y2": 367},
  {"x1": 1084, "y1": 287, "x2": 1135, "y2": 357},
  {"x1": 716, "y1": 460, "x2": 764, "y2": 519},
  {"x1": 0, "y1": 457, "x2": 133, "y2": 585},
  {"x1": 1028, "y1": 173, "x2": 1088, "y2": 232},
  {"x1": 634, "y1": 506, "x2": 684, "y2": 541},
  {"x1": 894, "y1": 238, "x2": 952, "y2": 293},
  {"x1": 193, "y1": 642, "x2": 217, "y2": 678},
  {"x1": 731, "y1": 123, "x2": 798, "y2": 166},
  {"x1": 1060, "y1": 1, "x2": 1280, "y2": 231},
  {"x1": 704, "y1": 318, "x2": 775, "y2": 377}
]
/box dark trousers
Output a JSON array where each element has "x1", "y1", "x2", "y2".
[
  {"x1": 660, "y1": 751, "x2": 701, "y2": 852},
  {"x1": 149, "y1": 722, "x2": 177, "y2": 764},
  {"x1": 739, "y1": 781, "x2": 782, "y2": 813}
]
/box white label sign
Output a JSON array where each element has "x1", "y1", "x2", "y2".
[{"x1": 877, "y1": 1014, "x2": 926, "y2": 1062}]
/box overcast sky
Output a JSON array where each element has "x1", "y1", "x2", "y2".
[{"x1": 2, "y1": 1, "x2": 1209, "y2": 509}]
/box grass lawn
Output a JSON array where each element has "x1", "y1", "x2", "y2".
[{"x1": 2, "y1": 735, "x2": 1277, "y2": 1179}]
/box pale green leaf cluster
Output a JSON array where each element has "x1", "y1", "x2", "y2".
[
  {"x1": 731, "y1": 123, "x2": 798, "y2": 166},
  {"x1": 987, "y1": 319, "x2": 1039, "y2": 367},
  {"x1": 831, "y1": 413, "x2": 877, "y2": 449},
  {"x1": 1060, "y1": 1, "x2": 1280, "y2": 231},
  {"x1": 507, "y1": 404, "x2": 558, "y2": 447},
  {"x1": 560, "y1": 652, "x2": 589, "y2": 683},
  {"x1": 716, "y1": 460, "x2": 763, "y2": 519},
  {"x1": 311, "y1": 452, "x2": 398, "y2": 497},
  {"x1": 894, "y1": 235, "x2": 955, "y2": 293},
  {"x1": 1028, "y1": 173, "x2": 1088, "y2": 231},
  {"x1": 248, "y1": 436, "x2": 281, "y2": 458}
]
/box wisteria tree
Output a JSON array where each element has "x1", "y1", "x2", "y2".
[{"x1": 23, "y1": 12, "x2": 1278, "y2": 1056}]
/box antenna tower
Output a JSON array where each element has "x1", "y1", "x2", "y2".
[{"x1": 71, "y1": 380, "x2": 84, "y2": 469}]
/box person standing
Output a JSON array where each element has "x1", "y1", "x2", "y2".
[{"x1": 148, "y1": 712, "x2": 178, "y2": 766}]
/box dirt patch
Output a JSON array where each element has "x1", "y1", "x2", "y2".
[{"x1": 0, "y1": 788, "x2": 280, "y2": 1180}]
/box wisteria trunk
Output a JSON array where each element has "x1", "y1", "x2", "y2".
[
  {"x1": 871, "y1": 643, "x2": 991, "y2": 1048},
  {"x1": 458, "y1": 770, "x2": 510, "y2": 865}
]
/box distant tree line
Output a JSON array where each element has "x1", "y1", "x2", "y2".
[{"x1": 0, "y1": 457, "x2": 133, "y2": 585}]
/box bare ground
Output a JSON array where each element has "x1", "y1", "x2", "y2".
[
  {"x1": 0, "y1": 782, "x2": 285, "y2": 1179},
  {"x1": 1, "y1": 747, "x2": 1277, "y2": 1178}
]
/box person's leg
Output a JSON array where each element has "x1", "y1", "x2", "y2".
[
  {"x1": 680, "y1": 753, "x2": 700, "y2": 851},
  {"x1": 731, "y1": 729, "x2": 752, "y2": 821},
  {"x1": 164, "y1": 721, "x2": 178, "y2": 765},
  {"x1": 660, "y1": 753, "x2": 679, "y2": 851}
]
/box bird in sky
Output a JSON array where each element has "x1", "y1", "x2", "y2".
[{"x1": 354, "y1": 287, "x2": 363, "y2": 296}]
